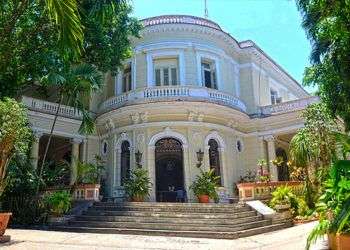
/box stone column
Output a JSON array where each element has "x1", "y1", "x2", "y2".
[
  {"x1": 147, "y1": 145, "x2": 156, "y2": 201},
  {"x1": 265, "y1": 135, "x2": 278, "y2": 181},
  {"x1": 182, "y1": 145, "x2": 191, "y2": 199},
  {"x1": 219, "y1": 147, "x2": 227, "y2": 187},
  {"x1": 203, "y1": 145, "x2": 210, "y2": 171},
  {"x1": 70, "y1": 138, "x2": 82, "y2": 185},
  {"x1": 115, "y1": 148, "x2": 121, "y2": 187},
  {"x1": 31, "y1": 131, "x2": 43, "y2": 169},
  {"x1": 81, "y1": 139, "x2": 87, "y2": 163}
]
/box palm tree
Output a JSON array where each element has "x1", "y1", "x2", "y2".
[
  {"x1": 37, "y1": 63, "x2": 103, "y2": 192},
  {"x1": 289, "y1": 129, "x2": 317, "y2": 207}
]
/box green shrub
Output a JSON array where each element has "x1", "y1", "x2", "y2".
[
  {"x1": 190, "y1": 169, "x2": 220, "y2": 200},
  {"x1": 270, "y1": 186, "x2": 297, "y2": 207},
  {"x1": 124, "y1": 168, "x2": 152, "y2": 200},
  {"x1": 76, "y1": 156, "x2": 104, "y2": 185},
  {"x1": 43, "y1": 191, "x2": 71, "y2": 216}
]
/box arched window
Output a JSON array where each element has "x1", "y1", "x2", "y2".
[
  {"x1": 208, "y1": 139, "x2": 221, "y2": 185},
  {"x1": 120, "y1": 141, "x2": 130, "y2": 186}
]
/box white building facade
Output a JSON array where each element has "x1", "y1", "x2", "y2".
[{"x1": 24, "y1": 15, "x2": 318, "y2": 202}]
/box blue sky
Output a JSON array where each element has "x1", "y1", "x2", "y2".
[{"x1": 131, "y1": 0, "x2": 314, "y2": 93}]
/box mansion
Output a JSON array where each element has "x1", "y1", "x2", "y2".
[{"x1": 23, "y1": 15, "x2": 318, "y2": 202}]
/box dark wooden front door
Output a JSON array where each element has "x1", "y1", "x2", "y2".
[{"x1": 155, "y1": 138, "x2": 184, "y2": 202}]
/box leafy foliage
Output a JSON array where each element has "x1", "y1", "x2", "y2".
[
  {"x1": 0, "y1": 98, "x2": 32, "y2": 195},
  {"x1": 190, "y1": 169, "x2": 220, "y2": 200},
  {"x1": 296, "y1": 0, "x2": 350, "y2": 131},
  {"x1": 270, "y1": 186, "x2": 297, "y2": 207},
  {"x1": 0, "y1": 0, "x2": 140, "y2": 98},
  {"x1": 76, "y1": 156, "x2": 105, "y2": 185},
  {"x1": 124, "y1": 168, "x2": 152, "y2": 200},
  {"x1": 289, "y1": 103, "x2": 339, "y2": 207},
  {"x1": 43, "y1": 191, "x2": 71, "y2": 216}
]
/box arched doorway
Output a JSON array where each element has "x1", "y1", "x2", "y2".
[
  {"x1": 276, "y1": 147, "x2": 289, "y2": 181},
  {"x1": 208, "y1": 139, "x2": 222, "y2": 185},
  {"x1": 120, "y1": 141, "x2": 130, "y2": 186},
  {"x1": 155, "y1": 138, "x2": 184, "y2": 202}
]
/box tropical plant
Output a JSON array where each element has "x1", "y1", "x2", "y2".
[
  {"x1": 190, "y1": 169, "x2": 220, "y2": 200},
  {"x1": 239, "y1": 170, "x2": 256, "y2": 183},
  {"x1": 0, "y1": 98, "x2": 32, "y2": 196},
  {"x1": 289, "y1": 103, "x2": 339, "y2": 208},
  {"x1": 37, "y1": 63, "x2": 103, "y2": 192},
  {"x1": 296, "y1": 0, "x2": 350, "y2": 131},
  {"x1": 256, "y1": 159, "x2": 270, "y2": 182},
  {"x1": 76, "y1": 156, "x2": 105, "y2": 185},
  {"x1": 306, "y1": 160, "x2": 350, "y2": 249},
  {"x1": 0, "y1": 0, "x2": 140, "y2": 98},
  {"x1": 270, "y1": 186, "x2": 297, "y2": 207},
  {"x1": 124, "y1": 168, "x2": 152, "y2": 201},
  {"x1": 43, "y1": 191, "x2": 71, "y2": 217}
]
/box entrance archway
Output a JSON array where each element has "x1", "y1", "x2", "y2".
[{"x1": 155, "y1": 138, "x2": 184, "y2": 202}]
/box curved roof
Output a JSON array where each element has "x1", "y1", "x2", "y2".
[{"x1": 141, "y1": 15, "x2": 222, "y2": 31}]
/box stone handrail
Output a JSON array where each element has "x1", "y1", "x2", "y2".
[
  {"x1": 142, "y1": 15, "x2": 222, "y2": 30},
  {"x1": 259, "y1": 96, "x2": 319, "y2": 115},
  {"x1": 236, "y1": 181, "x2": 303, "y2": 201},
  {"x1": 101, "y1": 86, "x2": 247, "y2": 113},
  {"x1": 22, "y1": 96, "x2": 83, "y2": 120}
]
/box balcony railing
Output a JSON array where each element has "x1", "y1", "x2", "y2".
[
  {"x1": 259, "y1": 96, "x2": 319, "y2": 115},
  {"x1": 101, "y1": 86, "x2": 247, "y2": 113},
  {"x1": 22, "y1": 96, "x2": 83, "y2": 120}
]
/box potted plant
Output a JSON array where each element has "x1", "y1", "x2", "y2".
[
  {"x1": 74, "y1": 155, "x2": 105, "y2": 201},
  {"x1": 257, "y1": 159, "x2": 271, "y2": 182},
  {"x1": 43, "y1": 191, "x2": 72, "y2": 224},
  {"x1": 190, "y1": 169, "x2": 220, "y2": 203},
  {"x1": 306, "y1": 160, "x2": 350, "y2": 250},
  {"x1": 269, "y1": 186, "x2": 296, "y2": 211},
  {"x1": 124, "y1": 168, "x2": 152, "y2": 202},
  {"x1": 0, "y1": 99, "x2": 32, "y2": 241}
]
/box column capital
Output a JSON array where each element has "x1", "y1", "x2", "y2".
[
  {"x1": 33, "y1": 130, "x2": 44, "y2": 139},
  {"x1": 263, "y1": 135, "x2": 275, "y2": 142},
  {"x1": 71, "y1": 138, "x2": 83, "y2": 144}
]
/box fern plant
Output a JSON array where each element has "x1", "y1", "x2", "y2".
[
  {"x1": 124, "y1": 168, "x2": 152, "y2": 201},
  {"x1": 190, "y1": 169, "x2": 220, "y2": 200}
]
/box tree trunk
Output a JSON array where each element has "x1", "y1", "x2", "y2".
[{"x1": 36, "y1": 94, "x2": 63, "y2": 194}]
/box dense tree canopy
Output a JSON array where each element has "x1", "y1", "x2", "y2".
[
  {"x1": 296, "y1": 0, "x2": 350, "y2": 130},
  {"x1": 0, "y1": 0, "x2": 140, "y2": 98}
]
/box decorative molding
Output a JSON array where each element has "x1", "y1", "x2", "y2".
[
  {"x1": 115, "y1": 132, "x2": 132, "y2": 150},
  {"x1": 263, "y1": 135, "x2": 275, "y2": 142},
  {"x1": 148, "y1": 127, "x2": 188, "y2": 147},
  {"x1": 204, "y1": 130, "x2": 226, "y2": 149}
]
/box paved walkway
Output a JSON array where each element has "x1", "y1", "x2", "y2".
[{"x1": 2, "y1": 222, "x2": 327, "y2": 250}]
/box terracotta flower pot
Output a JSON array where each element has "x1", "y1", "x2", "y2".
[
  {"x1": 131, "y1": 196, "x2": 144, "y2": 202},
  {"x1": 328, "y1": 233, "x2": 350, "y2": 250},
  {"x1": 0, "y1": 213, "x2": 12, "y2": 236},
  {"x1": 198, "y1": 195, "x2": 210, "y2": 203}
]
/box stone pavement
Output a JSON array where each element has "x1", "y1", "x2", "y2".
[{"x1": 2, "y1": 222, "x2": 327, "y2": 250}]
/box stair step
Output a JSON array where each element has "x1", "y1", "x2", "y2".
[
  {"x1": 83, "y1": 209, "x2": 257, "y2": 219},
  {"x1": 75, "y1": 214, "x2": 262, "y2": 225},
  {"x1": 94, "y1": 202, "x2": 241, "y2": 209},
  {"x1": 52, "y1": 223, "x2": 287, "y2": 240},
  {"x1": 91, "y1": 205, "x2": 250, "y2": 213},
  {"x1": 68, "y1": 219, "x2": 271, "y2": 232}
]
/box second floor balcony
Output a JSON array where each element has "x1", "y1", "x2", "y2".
[{"x1": 100, "y1": 86, "x2": 247, "y2": 113}]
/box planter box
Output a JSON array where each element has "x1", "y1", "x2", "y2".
[
  {"x1": 73, "y1": 184, "x2": 100, "y2": 201},
  {"x1": 236, "y1": 181, "x2": 303, "y2": 201},
  {"x1": 328, "y1": 233, "x2": 350, "y2": 250}
]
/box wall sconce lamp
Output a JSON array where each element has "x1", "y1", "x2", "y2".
[
  {"x1": 196, "y1": 149, "x2": 204, "y2": 168},
  {"x1": 135, "y1": 150, "x2": 142, "y2": 168}
]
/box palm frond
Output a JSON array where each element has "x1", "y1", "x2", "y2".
[
  {"x1": 306, "y1": 219, "x2": 330, "y2": 250},
  {"x1": 45, "y1": 0, "x2": 83, "y2": 57}
]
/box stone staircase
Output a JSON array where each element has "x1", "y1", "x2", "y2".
[{"x1": 54, "y1": 202, "x2": 290, "y2": 239}]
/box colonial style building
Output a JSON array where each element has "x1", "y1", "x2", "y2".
[{"x1": 23, "y1": 15, "x2": 318, "y2": 202}]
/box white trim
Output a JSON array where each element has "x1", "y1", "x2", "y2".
[
  {"x1": 146, "y1": 50, "x2": 185, "y2": 87},
  {"x1": 115, "y1": 132, "x2": 133, "y2": 150},
  {"x1": 148, "y1": 127, "x2": 188, "y2": 147},
  {"x1": 31, "y1": 127, "x2": 85, "y2": 140},
  {"x1": 204, "y1": 131, "x2": 226, "y2": 149}
]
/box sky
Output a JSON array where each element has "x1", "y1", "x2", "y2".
[{"x1": 131, "y1": 0, "x2": 315, "y2": 94}]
